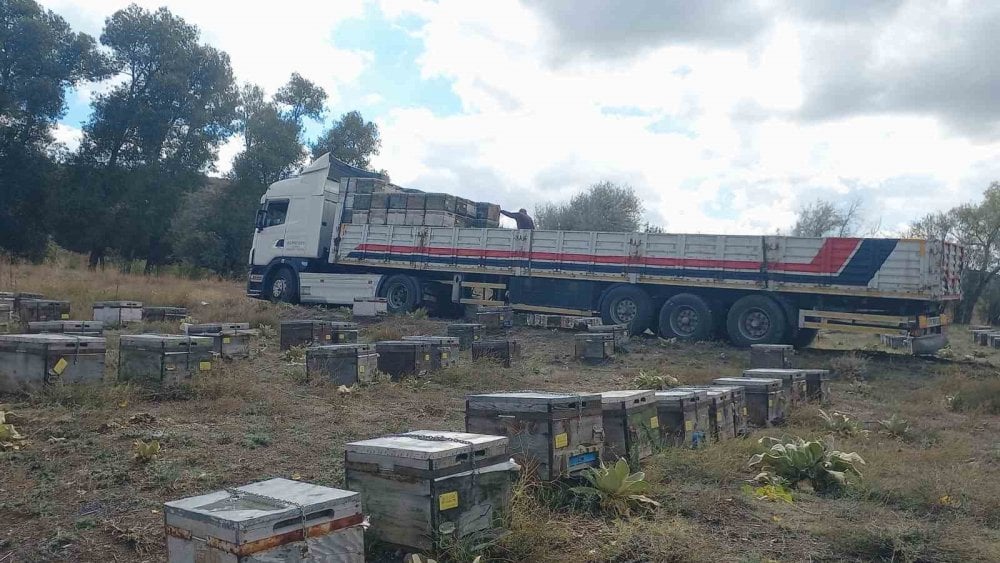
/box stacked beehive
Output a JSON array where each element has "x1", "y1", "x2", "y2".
[{"x1": 339, "y1": 176, "x2": 502, "y2": 228}]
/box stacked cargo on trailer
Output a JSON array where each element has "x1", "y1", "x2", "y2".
[{"x1": 247, "y1": 154, "x2": 963, "y2": 352}]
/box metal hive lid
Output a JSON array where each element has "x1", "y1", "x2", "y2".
[
  {"x1": 164, "y1": 478, "x2": 358, "y2": 526},
  {"x1": 654, "y1": 390, "x2": 696, "y2": 401},
  {"x1": 402, "y1": 336, "x2": 460, "y2": 345},
  {"x1": 600, "y1": 390, "x2": 655, "y2": 406},
  {"x1": 714, "y1": 377, "x2": 782, "y2": 388},
  {"x1": 667, "y1": 387, "x2": 710, "y2": 399},
  {"x1": 345, "y1": 430, "x2": 507, "y2": 459},
  {"x1": 0, "y1": 333, "x2": 104, "y2": 344},
  {"x1": 92, "y1": 300, "x2": 142, "y2": 307},
  {"x1": 466, "y1": 391, "x2": 601, "y2": 404},
  {"x1": 743, "y1": 368, "x2": 805, "y2": 377},
  {"x1": 308, "y1": 344, "x2": 374, "y2": 355},
  {"x1": 120, "y1": 334, "x2": 213, "y2": 344}
]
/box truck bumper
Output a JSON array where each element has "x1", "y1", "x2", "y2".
[
  {"x1": 246, "y1": 266, "x2": 266, "y2": 298},
  {"x1": 911, "y1": 332, "x2": 948, "y2": 356}
]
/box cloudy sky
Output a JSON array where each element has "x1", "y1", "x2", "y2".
[{"x1": 41, "y1": 0, "x2": 1000, "y2": 235}]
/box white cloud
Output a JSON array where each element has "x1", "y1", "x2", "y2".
[{"x1": 50, "y1": 123, "x2": 83, "y2": 152}]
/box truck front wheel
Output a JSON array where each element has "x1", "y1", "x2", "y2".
[
  {"x1": 379, "y1": 274, "x2": 422, "y2": 314},
  {"x1": 726, "y1": 295, "x2": 788, "y2": 347},
  {"x1": 600, "y1": 285, "x2": 653, "y2": 335},
  {"x1": 658, "y1": 293, "x2": 715, "y2": 341},
  {"x1": 267, "y1": 267, "x2": 298, "y2": 304}
]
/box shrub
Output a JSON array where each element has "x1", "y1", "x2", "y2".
[
  {"x1": 819, "y1": 409, "x2": 868, "y2": 437},
  {"x1": 632, "y1": 369, "x2": 679, "y2": 390},
  {"x1": 878, "y1": 414, "x2": 910, "y2": 439},
  {"x1": 748, "y1": 437, "x2": 865, "y2": 492},
  {"x1": 570, "y1": 458, "x2": 661, "y2": 517},
  {"x1": 830, "y1": 352, "x2": 868, "y2": 381},
  {"x1": 132, "y1": 440, "x2": 160, "y2": 463},
  {"x1": 946, "y1": 378, "x2": 1000, "y2": 414}
]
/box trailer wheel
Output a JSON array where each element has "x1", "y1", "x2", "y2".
[
  {"x1": 658, "y1": 293, "x2": 714, "y2": 341},
  {"x1": 600, "y1": 285, "x2": 653, "y2": 335},
  {"x1": 379, "y1": 274, "x2": 422, "y2": 314},
  {"x1": 792, "y1": 328, "x2": 819, "y2": 349},
  {"x1": 726, "y1": 295, "x2": 788, "y2": 347},
  {"x1": 267, "y1": 267, "x2": 298, "y2": 304}
]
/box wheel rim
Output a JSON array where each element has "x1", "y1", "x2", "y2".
[
  {"x1": 612, "y1": 298, "x2": 638, "y2": 324},
  {"x1": 739, "y1": 307, "x2": 771, "y2": 340},
  {"x1": 387, "y1": 283, "x2": 409, "y2": 309},
  {"x1": 271, "y1": 278, "x2": 287, "y2": 299},
  {"x1": 670, "y1": 305, "x2": 699, "y2": 337}
]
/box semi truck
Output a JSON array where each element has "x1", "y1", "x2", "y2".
[{"x1": 247, "y1": 154, "x2": 963, "y2": 352}]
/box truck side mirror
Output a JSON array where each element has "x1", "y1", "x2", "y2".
[{"x1": 255, "y1": 209, "x2": 267, "y2": 231}]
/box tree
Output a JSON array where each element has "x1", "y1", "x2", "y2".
[
  {"x1": 54, "y1": 5, "x2": 237, "y2": 270},
  {"x1": 792, "y1": 197, "x2": 862, "y2": 237},
  {"x1": 535, "y1": 181, "x2": 644, "y2": 232},
  {"x1": 311, "y1": 110, "x2": 381, "y2": 168},
  {"x1": 0, "y1": 0, "x2": 107, "y2": 259}
]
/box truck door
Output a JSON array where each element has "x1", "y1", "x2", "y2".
[{"x1": 253, "y1": 199, "x2": 289, "y2": 266}]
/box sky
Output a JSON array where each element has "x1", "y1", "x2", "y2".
[{"x1": 40, "y1": 0, "x2": 1000, "y2": 235}]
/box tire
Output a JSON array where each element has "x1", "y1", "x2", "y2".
[
  {"x1": 600, "y1": 285, "x2": 653, "y2": 336},
  {"x1": 658, "y1": 293, "x2": 715, "y2": 341},
  {"x1": 726, "y1": 294, "x2": 788, "y2": 347},
  {"x1": 267, "y1": 267, "x2": 298, "y2": 304},
  {"x1": 379, "y1": 274, "x2": 422, "y2": 314},
  {"x1": 791, "y1": 328, "x2": 819, "y2": 349}
]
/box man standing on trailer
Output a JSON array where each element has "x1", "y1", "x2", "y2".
[{"x1": 500, "y1": 208, "x2": 535, "y2": 230}]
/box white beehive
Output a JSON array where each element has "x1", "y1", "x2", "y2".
[
  {"x1": 92, "y1": 300, "x2": 143, "y2": 327},
  {"x1": 164, "y1": 478, "x2": 364, "y2": 563}
]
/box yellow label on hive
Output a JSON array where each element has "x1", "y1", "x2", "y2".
[
  {"x1": 716, "y1": 412, "x2": 723, "y2": 423},
  {"x1": 424, "y1": 354, "x2": 431, "y2": 361},
  {"x1": 199, "y1": 361, "x2": 212, "y2": 371},
  {"x1": 60, "y1": 313, "x2": 69, "y2": 319},
  {"x1": 53, "y1": 358, "x2": 68, "y2": 375},
  {"x1": 359, "y1": 366, "x2": 365, "y2": 374},
  {"x1": 223, "y1": 337, "x2": 231, "y2": 344},
  {"x1": 685, "y1": 420, "x2": 694, "y2": 432},
  {"x1": 439, "y1": 491, "x2": 459, "y2": 511},
  {"x1": 554, "y1": 432, "x2": 568, "y2": 449},
  {"x1": 165, "y1": 363, "x2": 176, "y2": 371},
  {"x1": 442, "y1": 352, "x2": 449, "y2": 359},
  {"x1": 768, "y1": 399, "x2": 773, "y2": 408},
  {"x1": 742, "y1": 407, "x2": 748, "y2": 416},
  {"x1": 649, "y1": 416, "x2": 659, "y2": 429},
  {"x1": 325, "y1": 334, "x2": 332, "y2": 340},
  {"x1": 338, "y1": 333, "x2": 345, "y2": 340}
]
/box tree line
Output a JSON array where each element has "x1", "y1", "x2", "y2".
[{"x1": 1, "y1": 1, "x2": 381, "y2": 274}]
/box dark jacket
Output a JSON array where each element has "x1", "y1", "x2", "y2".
[{"x1": 500, "y1": 210, "x2": 535, "y2": 230}]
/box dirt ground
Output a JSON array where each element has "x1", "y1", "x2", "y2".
[{"x1": 2, "y1": 266, "x2": 999, "y2": 562}]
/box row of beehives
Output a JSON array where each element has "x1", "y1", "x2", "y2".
[
  {"x1": 162, "y1": 368, "x2": 833, "y2": 562},
  {"x1": 0, "y1": 292, "x2": 193, "y2": 331},
  {"x1": 0, "y1": 322, "x2": 260, "y2": 393},
  {"x1": 970, "y1": 326, "x2": 999, "y2": 348}
]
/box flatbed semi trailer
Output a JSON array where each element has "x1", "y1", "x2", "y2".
[{"x1": 247, "y1": 154, "x2": 963, "y2": 352}]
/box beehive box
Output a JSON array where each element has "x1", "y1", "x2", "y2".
[
  {"x1": 587, "y1": 324, "x2": 630, "y2": 351},
  {"x1": 1, "y1": 291, "x2": 44, "y2": 309},
  {"x1": 183, "y1": 322, "x2": 251, "y2": 334},
  {"x1": 375, "y1": 340, "x2": 434, "y2": 379},
  {"x1": 676, "y1": 386, "x2": 736, "y2": 442},
  {"x1": 280, "y1": 320, "x2": 327, "y2": 350},
  {"x1": 184, "y1": 323, "x2": 255, "y2": 358},
  {"x1": 27, "y1": 320, "x2": 104, "y2": 336},
  {"x1": 750, "y1": 344, "x2": 793, "y2": 369},
  {"x1": 92, "y1": 300, "x2": 142, "y2": 327},
  {"x1": 0, "y1": 303, "x2": 12, "y2": 334},
  {"x1": 972, "y1": 329, "x2": 992, "y2": 345},
  {"x1": 471, "y1": 339, "x2": 519, "y2": 367},
  {"x1": 306, "y1": 344, "x2": 378, "y2": 386},
  {"x1": 879, "y1": 333, "x2": 911, "y2": 350},
  {"x1": 574, "y1": 333, "x2": 615, "y2": 361},
  {"x1": 713, "y1": 377, "x2": 785, "y2": 427},
  {"x1": 712, "y1": 384, "x2": 748, "y2": 437},
  {"x1": 344, "y1": 431, "x2": 517, "y2": 552},
  {"x1": 353, "y1": 297, "x2": 388, "y2": 317},
  {"x1": 402, "y1": 336, "x2": 459, "y2": 367},
  {"x1": 472, "y1": 306, "x2": 513, "y2": 332},
  {"x1": 119, "y1": 334, "x2": 216, "y2": 387},
  {"x1": 976, "y1": 330, "x2": 994, "y2": 346},
  {"x1": 142, "y1": 306, "x2": 188, "y2": 322},
  {"x1": 743, "y1": 368, "x2": 807, "y2": 407},
  {"x1": 991, "y1": 333, "x2": 1000, "y2": 349},
  {"x1": 465, "y1": 392, "x2": 603, "y2": 480},
  {"x1": 164, "y1": 478, "x2": 364, "y2": 563},
  {"x1": 801, "y1": 368, "x2": 832, "y2": 403},
  {"x1": 600, "y1": 390, "x2": 659, "y2": 461},
  {"x1": 654, "y1": 390, "x2": 700, "y2": 447},
  {"x1": 17, "y1": 299, "x2": 71, "y2": 324},
  {"x1": 0, "y1": 334, "x2": 106, "y2": 393},
  {"x1": 447, "y1": 323, "x2": 484, "y2": 350}
]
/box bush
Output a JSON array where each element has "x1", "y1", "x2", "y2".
[
  {"x1": 947, "y1": 378, "x2": 1000, "y2": 414},
  {"x1": 830, "y1": 352, "x2": 868, "y2": 381},
  {"x1": 748, "y1": 437, "x2": 865, "y2": 492},
  {"x1": 819, "y1": 409, "x2": 868, "y2": 437},
  {"x1": 570, "y1": 458, "x2": 661, "y2": 518}
]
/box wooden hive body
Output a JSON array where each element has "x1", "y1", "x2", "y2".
[
  {"x1": 749, "y1": 344, "x2": 793, "y2": 369},
  {"x1": 0, "y1": 334, "x2": 105, "y2": 393},
  {"x1": 446, "y1": 323, "x2": 484, "y2": 350},
  {"x1": 142, "y1": 307, "x2": 189, "y2": 322},
  {"x1": 600, "y1": 390, "x2": 659, "y2": 461},
  {"x1": 92, "y1": 300, "x2": 142, "y2": 327},
  {"x1": 800, "y1": 369, "x2": 832, "y2": 403},
  {"x1": 119, "y1": 334, "x2": 215, "y2": 386},
  {"x1": 306, "y1": 344, "x2": 378, "y2": 385},
  {"x1": 402, "y1": 336, "x2": 460, "y2": 367},
  {"x1": 465, "y1": 392, "x2": 603, "y2": 480},
  {"x1": 27, "y1": 320, "x2": 103, "y2": 336},
  {"x1": 743, "y1": 368, "x2": 808, "y2": 407},
  {"x1": 574, "y1": 333, "x2": 615, "y2": 361},
  {"x1": 713, "y1": 377, "x2": 785, "y2": 427},
  {"x1": 375, "y1": 341, "x2": 434, "y2": 379},
  {"x1": 344, "y1": 431, "x2": 516, "y2": 552},
  {"x1": 17, "y1": 299, "x2": 71, "y2": 325},
  {"x1": 653, "y1": 390, "x2": 699, "y2": 447},
  {"x1": 471, "y1": 339, "x2": 519, "y2": 367}
]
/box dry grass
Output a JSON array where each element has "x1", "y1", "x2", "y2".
[{"x1": 2, "y1": 264, "x2": 1000, "y2": 562}]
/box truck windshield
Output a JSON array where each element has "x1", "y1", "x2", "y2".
[{"x1": 264, "y1": 200, "x2": 288, "y2": 227}]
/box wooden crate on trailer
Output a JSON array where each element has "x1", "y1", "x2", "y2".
[
  {"x1": 800, "y1": 369, "x2": 832, "y2": 403},
  {"x1": 600, "y1": 390, "x2": 659, "y2": 462},
  {"x1": 654, "y1": 390, "x2": 700, "y2": 447},
  {"x1": 574, "y1": 333, "x2": 615, "y2": 362},
  {"x1": 744, "y1": 368, "x2": 807, "y2": 407},
  {"x1": 17, "y1": 299, "x2": 71, "y2": 325},
  {"x1": 0, "y1": 334, "x2": 105, "y2": 393},
  {"x1": 587, "y1": 324, "x2": 629, "y2": 351},
  {"x1": 447, "y1": 323, "x2": 484, "y2": 350},
  {"x1": 375, "y1": 340, "x2": 435, "y2": 379},
  {"x1": 306, "y1": 344, "x2": 378, "y2": 386},
  {"x1": 402, "y1": 336, "x2": 460, "y2": 367},
  {"x1": 164, "y1": 477, "x2": 364, "y2": 563},
  {"x1": 141, "y1": 306, "x2": 188, "y2": 322},
  {"x1": 465, "y1": 391, "x2": 603, "y2": 480},
  {"x1": 713, "y1": 377, "x2": 785, "y2": 427},
  {"x1": 119, "y1": 334, "x2": 216, "y2": 387},
  {"x1": 92, "y1": 300, "x2": 142, "y2": 327},
  {"x1": 471, "y1": 339, "x2": 519, "y2": 368},
  {"x1": 344, "y1": 430, "x2": 517, "y2": 552},
  {"x1": 27, "y1": 320, "x2": 103, "y2": 336},
  {"x1": 750, "y1": 344, "x2": 794, "y2": 369}
]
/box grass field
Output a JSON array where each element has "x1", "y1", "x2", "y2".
[{"x1": 2, "y1": 263, "x2": 999, "y2": 562}]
